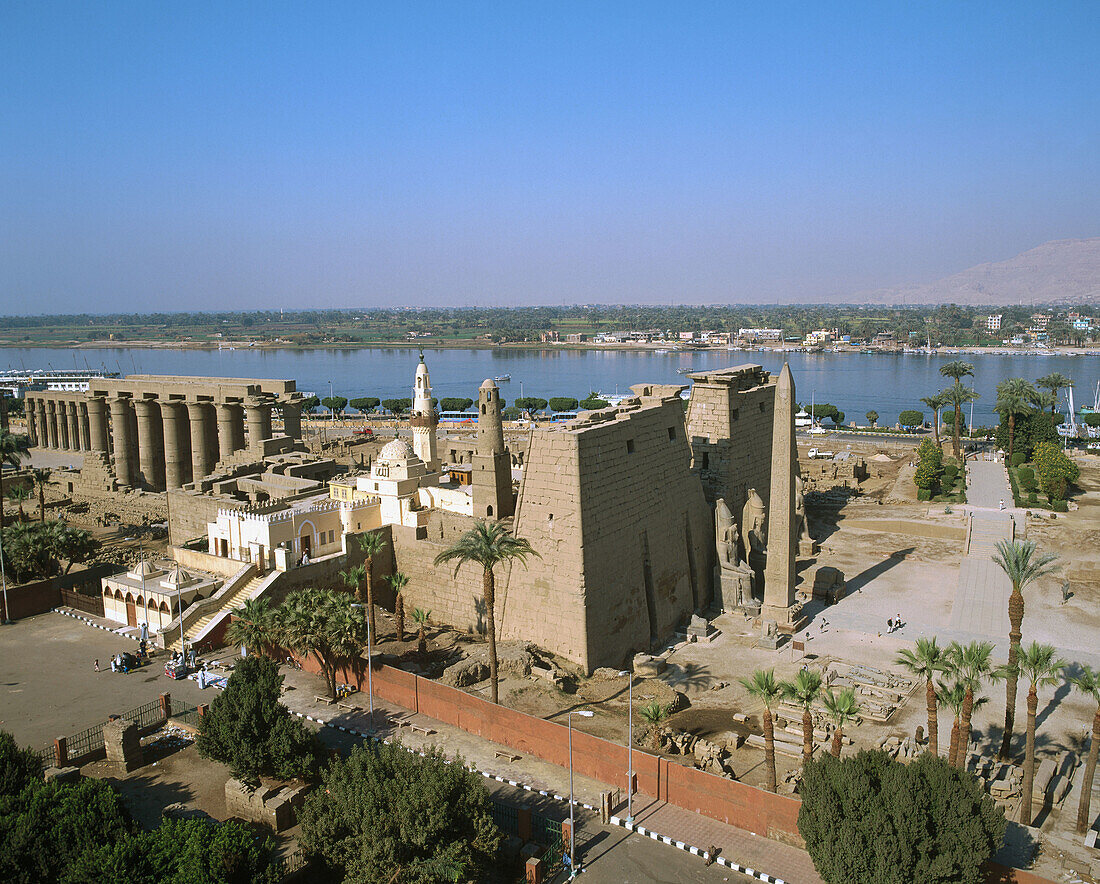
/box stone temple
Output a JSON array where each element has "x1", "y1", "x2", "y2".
[{"x1": 39, "y1": 358, "x2": 806, "y2": 673}]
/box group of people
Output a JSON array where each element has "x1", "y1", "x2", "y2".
[{"x1": 886, "y1": 613, "x2": 905, "y2": 633}]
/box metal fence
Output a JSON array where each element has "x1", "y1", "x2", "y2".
[
  {"x1": 490, "y1": 800, "x2": 519, "y2": 836},
  {"x1": 533, "y1": 813, "x2": 564, "y2": 873},
  {"x1": 38, "y1": 697, "x2": 168, "y2": 767}
]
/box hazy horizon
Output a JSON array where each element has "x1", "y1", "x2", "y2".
[{"x1": 2, "y1": 3, "x2": 1098, "y2": 313}]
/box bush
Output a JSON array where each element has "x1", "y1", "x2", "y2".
[
  {"x1": 197, "y1": 656, "x2": 323, "y2": 788},
  {"x1": 996, "y1": 411, "x2": 1059, "y2": 462},
  {"x1": 942, "y1": 464, "x2": 958, "y2": 483},
  {"x1": 1052, "y1": 499, "x2": 1068, "y2": 513},
  {"x1": 0, "y1": 731, "x2": 41, "y2": 798},
  {"x1": 0, "y1": 777, "x2": 133, "y2": 883},
  {"x1": 64, "y1": 817, "x2": 280, "y2": 884},
  {"x1": 1027, "y1": 491, "x2": 1038, "y2": 505},
  {"x1": 917, "y1": 488, "x2": 931, "y2": 501},
  {"x1": 1010, "y1": 452, "x2": 1026, "y2": 468},
  {"x1": 898, "y1": 409, "x2": 924, "y2": 428},
  {"x1": 1033, "y1": 442, "x2": 1079, "y2": 502},
  {"x1": 300, "y1": 741, "x2": 501, "y2": 884},
  {"x1": 799, "y1": 750, "x2": 1005, "y2": 884},
  {"x1": 1017, "y1": 467, "x2": 1035, "y2": 484}
]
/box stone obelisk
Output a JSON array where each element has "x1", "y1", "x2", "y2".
[{"x1": 762, "y1": 362, "x2": 799, "y2": 627}]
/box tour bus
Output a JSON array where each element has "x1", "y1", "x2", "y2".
[
  {"x1": 439, "y1": 411, "x2": 478, "y2": 424},
  {"x1": 551, "y1": 411, "x2": 579, "y2": 422}
]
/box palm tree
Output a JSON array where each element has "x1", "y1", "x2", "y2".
[
  {"x1": 939, "y1": 680, "x2": 967, "y2": 767},
  {"x1": 939, "y1": 361, "x2": 976, "y2": 458},
  {"x1": 339, "y1": 563, "x2": 367, "y2": 606},
  {"x1": 1070, "y1": 665, "x2": 1100, "y2": 835},
  {"x1": 896, "y1": 637, "x2": 947, "y2": 756},
  {"x1": 411, "y1": 607, "x2": 431, "y2": 655},
  {"x1": 780, "y1": 668, "x2": 823, "y2": 764},
  {"x1": 739, "y1": 668, "x2": 782, "y2": 792},
  {"x1": 30, "y1": 468, "x2": 50, "y2": 522},
  {"x1": 920, "y1": 392, "x2": 949, "y2": 449},
  {"x1": 434, "y1": 520, "x2": 540, "y2": 705},
  {"x1": 0, "y1": 430, "x2": 30, "y2": 530},
  {"x1": 356, "y1": 531, "x2": 387, "y2": 640},
  {"x1": 995, "y1": 378, "x2": 1037, "y2": 463},
  {"x1": 1016, "y1": 642, "x2": 1066, "y2": 824},
  {"x1": 822, "y1": 688, "x2": 860, "y2": 757},
  {"x1": 948, "y1": 640, "x2": 999, "y2": 768},
  {"x1": 274, "y1": 588, "x2": 368, "y2": 700},
  {"x1": 6, "y1": 485, "x2": 31, "y2": 521},
  {"x1": 1035, "y1": 372, "x2": 1073, "y2": 415},
  {"x1": 226, "y1": 597, "x2": 276, "y2": 658},
  {"x1": 386, "y1": 571, "x2": 409, "y2": 641},
  {"x1": 992, "y1": 539, "x2": 1060, "y2": 760}
]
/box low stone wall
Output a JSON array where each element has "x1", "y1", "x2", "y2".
[
  {"x1": 1, "y1": 563, "x2": 117, "y2": 621},
  {"x1": 841, "y1": 518, "x2": 967, "y2": 542},
  {"x1": 224, "y1": 778, "x2": 309, "y2": 832},
  {"x1": 169, "y1": 545, "x2": 247, "y2": 578}
]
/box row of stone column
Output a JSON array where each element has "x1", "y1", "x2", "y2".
[{"x1": 30, "y1": 395, "x2": 300, "y2": 491}]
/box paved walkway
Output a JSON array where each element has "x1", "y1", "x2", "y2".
[{"x1": 967, "y1": 458, "x2": 1013, "y2": 509}]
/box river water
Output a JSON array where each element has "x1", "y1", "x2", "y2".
[{"x1": 4, "y1": 347, "x2": 1098, "y2": 427}]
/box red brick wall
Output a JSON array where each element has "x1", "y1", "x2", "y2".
[{"x1": 297, "y1": 654, "x2": 803, "y2": 843}]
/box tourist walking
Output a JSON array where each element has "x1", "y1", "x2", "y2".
[{"x1": 94, "y1": 658, "x2": 99, "y2": 672}]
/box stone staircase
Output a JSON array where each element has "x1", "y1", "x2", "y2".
[
  {"x1": 165, "y1": 568, "x2": 279, "y2": 653},
  {"x1": 966, "y1": 512, "x2": 1015, "y2": 556}
]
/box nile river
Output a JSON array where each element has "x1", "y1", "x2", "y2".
[{"x1": 3, "y1": 347, "x2": 1098, "y2": 428}]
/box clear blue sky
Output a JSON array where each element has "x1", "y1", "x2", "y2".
[{"x1": 1, "y1": 2, "x2": 1098, "y2": 312}]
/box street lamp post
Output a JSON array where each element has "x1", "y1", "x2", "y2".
[
  {"x1": 618, "y1": 669, "x2": 634, "y2": 823},
  {"x1": 567, "y1": 709, "x2": 594, "y2": 878}
]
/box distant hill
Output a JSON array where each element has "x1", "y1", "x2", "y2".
[{"x1": 850, "y1": 237, "x2": 1100, "y2": 306}]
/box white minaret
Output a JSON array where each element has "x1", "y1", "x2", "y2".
[{"x1": 410, "y1": 350, "x2": 439, "y2": 470}]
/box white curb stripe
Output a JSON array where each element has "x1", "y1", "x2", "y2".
[{"x1": 607, "y1": 814, "x2": 787, "y2": 883}]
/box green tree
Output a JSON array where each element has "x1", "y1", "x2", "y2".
[
  {"x1": 739, "y1": 668, "x2": 782, "y2": 792},
  {"x1": 865, "y1": 410, "x2": 879, "y2": 428},
  {"x1": 994, "y1": 378, "x2": 1036, "y2": 463},
  {"x1": 920, "y1": 392, "x2": 948, "y2": 447},
  {"x1": 321, "y1": 395, "x2": 348, "y2": 416},
  {"x1": 501, "y1": 406, "x2": 521, "y2": 421},
  {"x1": 780, "y1": 669, "x2": 824, "y2": 764},
  {"x1": 349, "y1": 397, "x2": 380, "y2": 414},
  {"x1": 197, "y1": 655, "x2": 323, "y2": 788},
  {"x1": 30, "y1": 468, "x2": 50, "y2": 522},
  {"x1": 822, "y1": 688, "x2": 859, "y2": 757},
  {"x1": 0, "y1": 430, "x2": 30, "y2": 531},
  {"x1": 0, "y1": 777, "x2": 133, "y2": 884},
  {"x1": 579, "y1": 394, "x2": 610, "y2": 410},
  {"x1": 226, "y1": 597, "x2": 276, "y2": 659},
  {"x1": 356, "y1": 531, "x2": 387, "y2": 641},
  {"x1": 1032, "y1": 441, "x2": 1079, "y2": 501},
  {"x1": 898, "y1": 409, "x2": 923, "y2": 428},
  {"x1": 1035, "y1": 372, "x2": 1073, "y2": 413},
  {"x1": 946, "y1": 641, "x2": 999, "y2": 769},
  {"x1": 798, "y1": 750, "x2": 1005, "y2": 884},
  {"x1": 1070, "y1": 665, "x2": 1100, "y2": 835},
  {"x1": 53, "y1": 525, "x2": 99, "y2": 574},
  {"x1": 299, "y1": 395, "x2": 321, "y2": 413},
  {"x1": 380, "y1": 398, "x2": 411, "y2": 415},
  {"x1": 299, "y1": 741, "x2": 500, "y2": 884},
  {"x1": 994, "y1": 411, "x2": 1059, "y2": 462},
  {"x1": 275, "y1": 588, "x2": 369, "y2": 700},
  {"x1": 386, "y1": 571, "x2": 409, "y2": 641},
  {"x1": 1016, "y1": 642, "x2": 1066, "y2": 824},
  {"x1": 411, "y1": 607, "x2": 430, "y2": 655},
  {"x1": 549, "y1": 397, "x2": 580, "y2": 412},
  {"x1": 940, "y1": 361, "x2": 978, "y2": 458},
  {"x1": 439, "y1": 397, "x2": 473, "y2": 412},
  {"x1": 0, "y1": 730, "x2": 42, "y2": 797},
  {"x1": 514, "y1": 397, "x2": 549, "y2": 413},
  {"x1": 64, "y1": 816, "x2": 281, "y2": 884},
  {"x1": 434, "y1": 520, "x2": 539, "y2": 705},
  {"x1": 6, "y1": 485, "x2": 30, "y2": 520},
  {"x1": 991, "y1": 539, "x2": 1059, "y2": 760},
  {"x1": 896, "y1": 637, "x2": 948, "y2": 757}
]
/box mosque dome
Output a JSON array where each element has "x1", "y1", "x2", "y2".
[
  {"x1": 160, "y1": 567, "x2": 199, "y2": 590},
  {"x1": 127, "y1": 559, "x2": 165, "y2": 581},
  {"x1": 378, "y1": 439, "x2": 416, "y2": 464}
]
